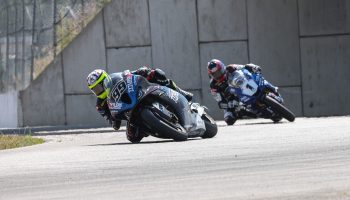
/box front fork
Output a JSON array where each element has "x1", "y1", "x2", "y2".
[
  {"x1": 263, "y1": 80, "x2": 278, "y2": 94},
  {"x1": 259, "y1": 78, "x2": 283, "y2": 103}
]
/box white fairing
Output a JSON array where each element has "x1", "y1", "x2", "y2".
[
  {"x1": 154, "y1": 101, "x2": 206, "y2": 136},
  {"x1": 231, "y1": 70, "x2": 258, "y2": 96},
  {"x1": 241, "y1": 79, "x2": 258, "y2": 96},
  {"x1": 188, "y1": 103, "x2": 206, "y2": 136}
]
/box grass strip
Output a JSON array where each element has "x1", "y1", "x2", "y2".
[{"x1": 0, "y1": 135, "x2": 44, "y2": 150}]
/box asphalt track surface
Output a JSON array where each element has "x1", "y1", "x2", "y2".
[{"x1": 1, "y1": 117, "x2": 350, "y2": 200}]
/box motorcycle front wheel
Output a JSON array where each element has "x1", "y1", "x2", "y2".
[
  {"x1": 140, "y1": 108, "x2": 188, "y2": 141},
  {"x1": 263, "y1": 95, "x2": 295, "y2": 122}
]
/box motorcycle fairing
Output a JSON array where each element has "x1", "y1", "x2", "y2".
[
  {"x1": 136, "y1": 85, "x2": 194, "y2": 132},
  {"x1": 106, "y1": 73, "x2": 139, "y2": 116},
  {"x1": 228, "y1": 69, "x2": 276, "y2": 104},
  {"x1": 106, "y1": 74, "x2": 196, "y2": 132}
]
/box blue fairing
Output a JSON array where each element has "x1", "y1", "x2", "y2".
[
  {"x1": 228, "y1": 69, "x2": 266, "y2": 105},
  {"x1": 105, "y1": 73, "x2": 139, "y2": 116},
  {"x1": 105, "y1": 73, "x2": 180, "y2": 118}
]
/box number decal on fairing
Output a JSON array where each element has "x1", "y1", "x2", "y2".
[
  {"x1": 111, "y1": 80, "x2": 127, "y2": 101},
  {"x1": 241, "y1": 79, "x2": 258, "y2": 96}
]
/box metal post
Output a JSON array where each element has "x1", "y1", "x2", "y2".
[
  {"x1": 0, "y1": 7, "x2": 3, "y2": 92},
  {"x1": 81, "y1": 0, "x2": 85, "y2": 27},
  {"x1": 21, "y1": 0, "x2": 25, "y2": 89},
  {"x1": 53, "y1": 0, "x2": 57, "y2": 57},
  {"x1": 5, "y1": 0, "x2": 10, "y2": 91},
  {"x1": 15, "y1": 1, "x2": 19, "y2": 90},
  {"x1": 30, "y1": 0, "x2": 36, "y2": 82},
  {"x1": 0, "y1": 39, "x2": 2, "y2": 92}
]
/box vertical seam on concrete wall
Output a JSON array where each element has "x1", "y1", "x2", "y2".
[
  {"x1": 296, "y1": 0, "x2": 304, "y2": 116},
  {"x1": 102, "y1": 9, "x2": 109, "y2": 73},
  {"x1": 245, "y1": 0, "x2": 250, "y2": 62},
  {"x1": 60, "y1": 53, "x2": 67, "y2": 125},
  {"x1": 195, "y1": 0, "x2": 203, "y2": 101},
  {"x1": 147, "y1": 0, "x2": 154, "y2": 67},
  {"x1": 148, "y1": 0, "x2": 154, "y2": 67}
]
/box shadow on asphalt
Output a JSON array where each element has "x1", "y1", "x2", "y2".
[
  {"x1": 217, "y1": 121, "x2": 288, "y2": 127},
  {"x1": 88, "y1": 138, "x2": 200, "y2": 146}
]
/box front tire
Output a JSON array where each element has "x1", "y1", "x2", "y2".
[
  {"x1": 140, "y1": 108, "x2": 188, "y2": 141},
  {"x1": 271, "y1": 116, "x2": 282, "y2": 123},
  {"x1": 263, "y1": 96, "x2": 295, "y2": 122},
  {"x1": 126, "y1": 122, "x2": 144, "y2": 143}
]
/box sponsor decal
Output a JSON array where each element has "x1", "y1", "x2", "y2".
[
  {"x1": 126, "y1": 75, "x2": 134, "y2": 92},
  {"x1": 134, "y1": 76, "x2": 139, "y2": 85},
  {"x1": 241, "y1": 96, "x2": 250, "y2": 103},
  {"x1": 168, "y1": 89, "x2": 179, "y2": 103},
  {"x1": 108, "y1": 101, "x2": 123, "y2": 109}
]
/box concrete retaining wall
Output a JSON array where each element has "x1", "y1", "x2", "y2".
[
  {"x1": 0, "y1": 91, "x2": 19, "y2": 128},
  {"x1": 15, "y1": 0, "x2": 350, "y2": 127},
  {"x1": 20, "y1": 55, "x2": 65, "y2": 126},
  {"x1": 301, "y1": 35, "x2": 350, "y2": 116}
]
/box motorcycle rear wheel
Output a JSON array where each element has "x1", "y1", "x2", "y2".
[
  {"x1": 201, "y1": 114, "x2": 218, "y2": 138},
  {"x1": 140, "y1": 108, "x2": 188, "y2": 141}
]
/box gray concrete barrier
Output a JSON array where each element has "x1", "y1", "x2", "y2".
[{"x1": 12, "y1": 0, "x2": 350, "y2": 127}]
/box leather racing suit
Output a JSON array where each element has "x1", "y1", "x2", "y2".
[{"x1": 209, "y1": 63, "x2": 263, "y2": 125}]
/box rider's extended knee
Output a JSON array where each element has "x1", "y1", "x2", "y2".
[{"x1": 224, "y1": 112, "x2": 237, "y2": 125}]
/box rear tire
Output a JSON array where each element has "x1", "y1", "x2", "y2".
[
  {"x1": 201, "y1": 114, "x2": 218, "y2": 138},
  {"x1": 141, "y1": 108, "x2": 188, "y2": 141},
  {"x1": 263, "y1": 96, "x2": 295, "y2": 122}
]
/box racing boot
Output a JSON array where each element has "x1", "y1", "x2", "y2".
[{"x1": 167, "y1": 80, "x2": 193, "y2": 102}]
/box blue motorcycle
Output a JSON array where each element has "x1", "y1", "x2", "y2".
[
  {"x1": 220, "y1": 68, "x2": 295, "y2": 123},
  {"x1": 104, "y1": 71, "x2": 217, "y2": 143}
]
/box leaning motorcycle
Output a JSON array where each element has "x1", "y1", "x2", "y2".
[
  {"x1": 219, "y1": 68, "x2": 295, "y2": 123},
  {"x1": 104, "y1": 72, "x2": 218, "y2": 143}
]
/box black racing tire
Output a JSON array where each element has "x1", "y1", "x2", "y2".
[
  {"x1": 264, "y1": 96, "x2": 295, "y2": 122},
  {"x1": 127, "y1": 134, "x2": 143, "y2": 143},
  {"x1": 271, "y1": 116, "x2": 282, "y2": 123},
  {"x1": 126, "y1": 122, "x2": 144, "y2": 143},
  {"x1": 201, "y1": 114, "x2": 218, "y2": 138},
  {"x1": 140, "y1": 108, "x2": 188, "y2": 141}
]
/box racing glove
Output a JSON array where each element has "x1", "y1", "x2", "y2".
[{"x1": 210, "y1": 89, "x2": 222, "y2": 102}]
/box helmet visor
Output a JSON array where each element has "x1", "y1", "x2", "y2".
[
  {"x1": 91, "y1": 83, "x2": 105, "y2": 96},
  {"x1": 210, "y1": 70, "x2": 224, "y2": 80}
]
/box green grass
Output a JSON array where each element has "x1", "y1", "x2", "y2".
[{"x1": 0, "y1": 135, "x2": 45, "y2": 150}]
